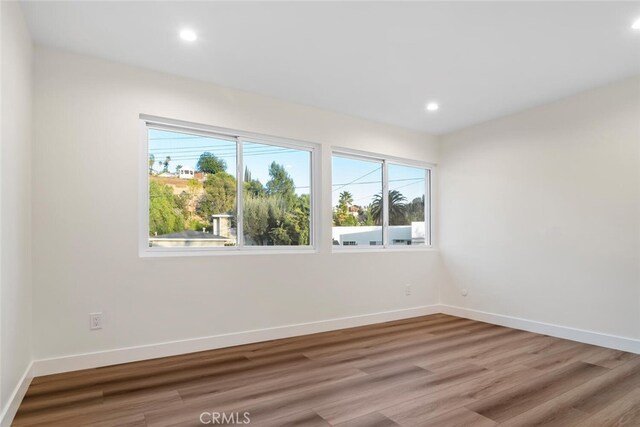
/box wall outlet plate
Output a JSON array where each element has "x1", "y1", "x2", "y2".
[{"x1": 90, "y1": 312, "x2": 103, "y2": 330}]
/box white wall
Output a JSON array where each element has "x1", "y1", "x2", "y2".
[
  {"x1": 25, "y1": 32, "x2": 640, "y2": 382},
  {"x1": 439, "y1": 76, "x2": 640, "y2": 341},
  {"x1": 32, "y1": 48, "x2": 445, "y2": 365},
  {"x1": 1, "y1": 0, "x2": 33, "y2": 421}
]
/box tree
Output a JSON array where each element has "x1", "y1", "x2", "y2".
[
  {"x1": 241, "y1": 162, "x2": 309, "y2": 246},
  {"x1": 243, "y1": 167, "x2": 265, "y2": 197},
  {"x1": 339, "y1": 191, "x2": 353, "y2": 206},
  {"x1": 196, "y1": 172, "x2": 237, "y2": 218},
  {"x1": 174, "y1": 191, "x2": 189, "y2": 212},
  {"x1": 298, "y1": 193, "x2": 310, "y2": 216},
  {"x1": 178, "y1": 179, "x2": 201, "y2": 216},
  {"x1": 406, "y1": 196, "x2": 425, "y2": 222},
  {"x1": 197, "y1": 152, "x2": 226, "y2": 174},
  {"x1": 175, "y1": 164, "x2": 183, "y2": 175},
  {"x1": 186, "y1": 178, "x2": 201, "y2": 196},
  {"x1": 161, "y1": 156, "x2": 171, "y2": 173},
  {"x1": 371, "y1": 190, "x2": 408, "y2": 225},
  {"x1": 273, "y1": 194, "x2": 310, "y2": 245},
  {"x1": 243, "y1": 193, "x2": 310, "y2": 246},
  {"x1": 243, "y1": 195, "x2": 285, "y2": 245},
  {"x1": 149, "y1": 181, "x2": 185, "y2": 235},
  {"x1": 244, "y1": 179, "x2": 265, "y2": 197},
  {"x1": 266, "y1": 162, "x2": 295, "y2": 207},
  {"x1": 359, "y1": 206, "x2": 375, "y2": 226},
  {"x1": 148, "y1": 154, "x2": 155, "y2": 175},
  {"x1": 333, "y1": 191, "x2": 357, "y2": 226}
]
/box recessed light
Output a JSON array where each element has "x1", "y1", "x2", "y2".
[
  {"x1": 179, "y1": 29, "x2": 198, "y2": 42},
  {"x1": 425, "y1": 102, "x2": 439, "y2": 112},
  {"x1": 633, "y1": 18, "x2": 640, "y2": 30}
]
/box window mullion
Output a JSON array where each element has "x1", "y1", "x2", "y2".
[
  {"x1": 382, "y1": 160, "x2": 389, "y2": 247},
  {"x1": 236, "y1": 138, "x2": 244, "y2": 249},
  {"x1": 309, "y1": 148, "x2": 316, "y2": 248},
  {"x1": 425, "y1": 168, "x2": 431, "y2": 246}
]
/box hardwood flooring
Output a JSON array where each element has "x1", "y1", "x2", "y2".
[{"x1": 13, "y1": 314, "x2": 640, "y2": 426}]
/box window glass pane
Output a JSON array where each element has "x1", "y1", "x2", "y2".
[
  {"x1": 148, "y1": 128, "x2": 237, "y2": 248},
  {"x1": 388, "y1": 163, "x2": 427, "y2": 246},
  {"x1": 242, "y1": 141, "x2": 311, "y2": 246},
  {"x1": 331, "y1": 156, "x2": 383, "y2": 246}
]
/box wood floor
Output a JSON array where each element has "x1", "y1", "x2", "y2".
[{"x1": 14, "y1": 314, "x2": 640, "y2": 426}]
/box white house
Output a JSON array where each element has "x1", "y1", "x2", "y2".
[
  {"x1": 178, "y1": 166, "x2": 195, "y2": 179},
  {"x1": 332, "y1": 222, "x2": 426, "y2": 246}
]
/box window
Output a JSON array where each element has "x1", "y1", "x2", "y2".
[
  {"x1": 331, "y1": 155, "x2": 383, "y2": 246},
  {"x1": 387, "y1": 163, "x2": 427, "y2": 246},
  {"x1": 242, "y1": 141, "x2": 311, "y2": 246},
  {"x1": 147, "y1": 128, "x2": 237, "y2": 248},
  {"x1": 332, "y1": 151, "x2": 431, "y2": 249},
  {"x1": 143, "y1": 117, "x2": 316, "y2": 253}
]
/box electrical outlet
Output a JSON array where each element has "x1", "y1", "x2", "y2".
[
  {"x1": 90, "y1": 312, "x2": 103, "y2": 330},
  {"x1": 405, "y1": 284, "x2": 412, "y2": 296}
]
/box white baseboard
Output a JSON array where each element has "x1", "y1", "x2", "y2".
[
  {"x1": 30, "y1": 303, "x2": 640, "y2": 378},
  {"x1": 439, "y1": 304, "x2": 640, "y2": 354},
  {"x1": 32, "y1": 305, "x2": 441, "y2": 377},
  {"x1": 0, "y1": 361, "x2": 33, "y2": 427}
]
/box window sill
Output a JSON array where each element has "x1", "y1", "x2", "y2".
[
  {"x1": 140, "y1": 245, "x2": 438, "y2": 257},
  {"x1": 140, "y1": 247, "x2": 319, "y2": 258},
  {"x1": 331, "y1": 246, "x2": 438, "y2": 254}
]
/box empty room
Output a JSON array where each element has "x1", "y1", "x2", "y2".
[{"x1": 1, "y1": 1, "x2": 639, "y2": 426}]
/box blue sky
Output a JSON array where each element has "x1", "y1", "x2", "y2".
[
  {"x1": 149, "y1": 129, "x2": 310, "y2": 194},
  {"x1": 331, "y1": 157, "x2": 425, "y2": 207},
  {"x1": 149, "y1": 129, "x2": 425, "y2": 206}
]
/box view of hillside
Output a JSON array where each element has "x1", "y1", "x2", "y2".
[{"x1": 149, "y1": 149, "x2": 310, "y2": 247}]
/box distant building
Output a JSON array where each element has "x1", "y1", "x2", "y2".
[
  {"x1": 211, "y1": 214, "x2": 232, "y2": 238},
  {"x1": 178, "y1": 166, "x2": 195, "y2": 179},
  {"x1": 331, "y1": 222, "x2": 426, "y2": 246},
  {"x1": 149, "y1": 214, "x2": 235, "y2": 248}
]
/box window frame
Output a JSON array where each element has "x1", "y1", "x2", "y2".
[
  {"x1": 139, "y1": 115, "x2": 320, "y2": 257},
  {"x1": 331, "y1": 147, "x2": 433, "y2": 252}
]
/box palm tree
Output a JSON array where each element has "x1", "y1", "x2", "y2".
[
  {"x1": 370, "y1": 190, "x2": 408, "y2": 225},
  {"x1": 333, "y1": 190, "x2": 357, "y2": 226},
  {"x1": 161, "y1": 156, "x2": 171, "y2": 173},
  {"x1": 339, "y1": 191, "x2": 353, "y2": 207}
]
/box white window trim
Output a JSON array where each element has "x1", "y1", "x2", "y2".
[
  {"x1": 139, "y1": 115, "x2": 320, "y2": 257},
  {"x1": 331, "y1": 147, "x2": 434, "y2": 252}
]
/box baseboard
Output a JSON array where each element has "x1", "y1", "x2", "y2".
[
  {"x1": 439, "y1": 304, "x2": 640, "y2": 354},
  {"x1": 32, "y1": 304, "x2": 440, "y2": 376},
  {"x1": 0, "y1": 361, "x2": 33, "y2": 427},
  {"x1": 30, "y1": 303, "x2": 640, "y2": 377}
]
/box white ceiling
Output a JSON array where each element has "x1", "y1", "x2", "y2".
[{"x1": 20, "y1": 1, "x2": 640, "y2": 134}]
